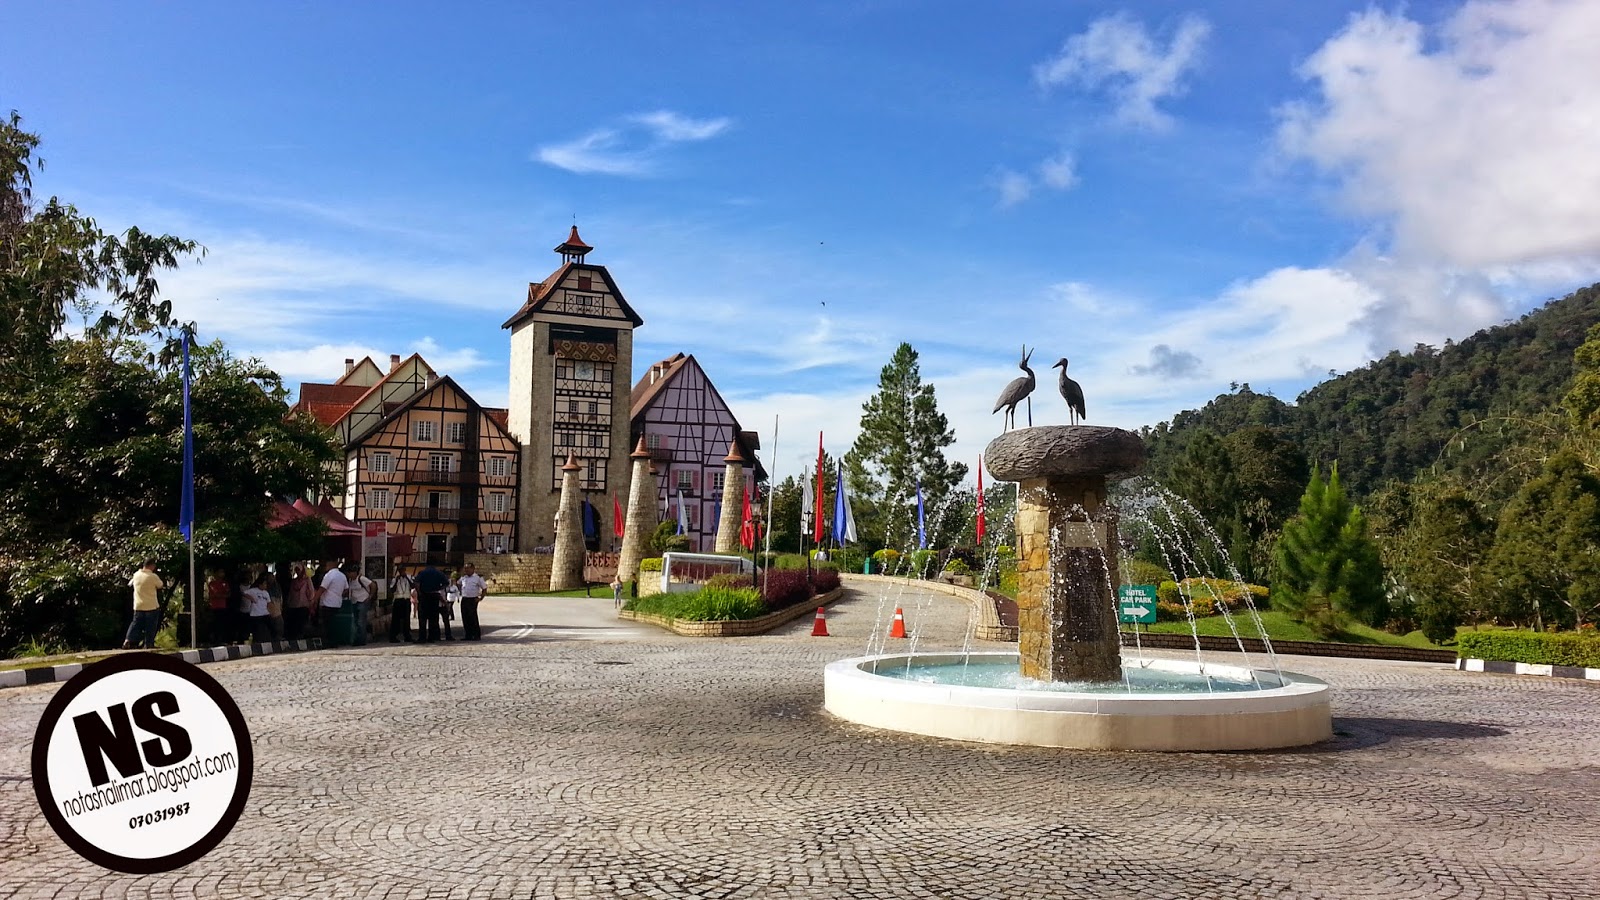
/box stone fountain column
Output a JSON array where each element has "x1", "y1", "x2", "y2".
[
  {"x1": 615, "y1": 438, "x2": 657, "y2": 585},
  {"x1": 713, "y1": 440, "x2": 746, "y2": 554},
  {"x1": 549, "y1": 453, "x2": 586, "y2": 592},
  {"x1": 986, "y1": 425, "x2": 1145, "y2": 683}
]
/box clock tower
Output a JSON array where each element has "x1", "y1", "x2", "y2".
[{"x1": 503, "y1": 227, "x2": 644, "y2": 550}]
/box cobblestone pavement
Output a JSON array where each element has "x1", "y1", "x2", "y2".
[{"x1": 3, "y1": 582, "x2": 1599, "y2": 899}]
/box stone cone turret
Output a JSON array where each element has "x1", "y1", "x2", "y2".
[
  {"x1": 615, "y1": 439, "x2": 658, "y2": 586},
  {"x1": 549, "y1": 453, "x2": 586, "y2": 591},
  {"x1": 714, "y1": 440, "x2": 746, "y2": 554}
]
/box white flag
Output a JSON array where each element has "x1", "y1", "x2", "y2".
[{"x1": 799, "y1": 466, "x2": 813, "y2": 535}]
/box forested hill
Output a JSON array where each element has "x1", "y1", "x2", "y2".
[{"x1": 1143, "y1": 281, "x2": 1600, "y2": 499}]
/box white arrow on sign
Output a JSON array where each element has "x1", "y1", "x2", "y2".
[{"x1": 1122, "y1": 605, "x2": 1151, "y2": 617}]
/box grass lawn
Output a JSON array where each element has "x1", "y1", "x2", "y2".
[
  {"x1": 1137, "y1": 610, "x2": 1444, "y2": 649},
  {"x1": 0, "y1": 651, "x2": 121, "y2": 673},
  {"x1": 497, "y1": 587, "x2": 617, "y2": 599}
]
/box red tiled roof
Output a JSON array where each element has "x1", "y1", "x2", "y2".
[
  {"x1": 484, "y1": 408, "x2": 509, "y2": 431},
  {"x1": 556, "y1": 225, "x2": 592, "y2": 254}
]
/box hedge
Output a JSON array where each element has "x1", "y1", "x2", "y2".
[{"x1": 1456, "y1": 630, "x2": 1600, "y2": 667}]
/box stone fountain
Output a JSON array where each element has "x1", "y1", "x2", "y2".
[{"x1": 823, "y1": 425, "x2": 1332, "y2": 751}]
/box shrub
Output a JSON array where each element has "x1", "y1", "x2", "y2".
[
  {"x1": 706, "y1": 573, "x2": 751, "y2": 591},
  {"x1": 1456, "y1": 630, "x2": 1600, "y2": 666},
  {"x1": 1155, "y1": 596, "x2": 1215, "y2": 621},
  {"x1": 943, "y1": 558, "x2": 972, "y2": 575},
  {"x1": 651, "y1": 521, "x2": 690, "y2": 553},
  {"x1": 762, "y1": 569, "x2": 814, "y2": 610},
  {"x1": 639, "y1": 558, "x2": 663, "y2": 572},
  {"x1": 872, "y1": 548, "x2": 901, "y2": 569},
  {"x1": 811, "y1": 568, "x2": 841, "y2": 593},
  {"x1": 773, "y1": 554, "x2": 809, "y2": 570},
  {"x1": 626, "y1": 587, "x2": 765, "y2": 621},
  {"x1": 1178, "y1": 577, "x2": 1268, "y2": 611},
  {"x1": 907, "y1": 549, "x2": 936, "y2": 577},
  {"x1": 1123, "y1": 560, "x2": 1172, "y2": 587}
]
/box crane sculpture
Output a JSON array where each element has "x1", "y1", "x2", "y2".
[
  {"x1": 992, "y1": 345, "x2": 1037, "y2": 432},
  {"x1": 1053, "y1": 358, "x2": 1086, "y2": 425}
]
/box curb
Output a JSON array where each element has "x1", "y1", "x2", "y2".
[
  {"x1": 1457, "y1": 657, "x2": 1600, "y2": 682},
  {"x1": 619, "y1": 587, "x2": 845, "y2": 637},
  {"x1": 0, "y1": 638, "x2": 325, "y2": 690}
]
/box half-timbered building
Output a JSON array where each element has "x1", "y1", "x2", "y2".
[
  {"x1": 503, "y1": 227, "x2": 642, "y2": 550},
  {"x1": 630, "y1": 353, "x2": 765, "y2": 553},
  {"x1": 294, "y1": 355, "x2": 520, "y2": 567}
]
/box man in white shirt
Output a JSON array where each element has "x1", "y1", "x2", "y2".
[
  {"x1": 315, "y1": 562, "x2": 349, "y2": 647},
  {"x1": 347, "y1": 563, "x2": 375, "y2": 646},
  {"x1": 458, "y1": 563, "x2": 488, "y2": 641}
]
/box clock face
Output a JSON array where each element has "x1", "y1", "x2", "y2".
[{"x1": 575, "y1": 361, "x2": 595, "y2": 381}]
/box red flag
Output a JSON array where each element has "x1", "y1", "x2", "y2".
[
  {"x1": 976, "y1": 456, "x2": 986, "y2": 546},
  {"x1": 613, "y1": 494, "x2": 625, "y2": 538},
  {"x1": 740, "y1": 487, "x2": 755, "y2": 550},
  {"x1": 813, "y1": 432, "x2": 826, "y2": 544}
]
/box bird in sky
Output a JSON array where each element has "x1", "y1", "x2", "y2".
[{"x1": 992, "y1": 345, "x2": 1036, "y2": 432}]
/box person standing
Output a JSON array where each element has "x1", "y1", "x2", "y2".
[
  {"x1": 285, "y1": 563, "x2": 313, "y2": 640},
  {"x1": 415, "y1": 563, "x2": 447, "y2": 643},
  {"x1": 458, "y1": 564, "x2": 487, "y2": 641},
  {"x1": 347, "y1": 563, "x2": 375, "y2": 647},
  {"x1": 206, "y1": 570, "x2": 232, "y2": 646},
  {"x1": 315, "y1": 562, "x2": 349, "y2": 647},
  {"x1": 610, "y1": 576, "x2": 623, "y2": 610},
  {"x1": 122, "y1": 560, "x2": 164, "y2": 650},
  {"x1": 441, "y1": 572, "x2": 460, "y2": 641},
  {"x1": 389, "y1": 565, "x2": 415, "y2": 643},
  {"x1": 243, "y1": 573, "x2": 273, "y2": 643}
]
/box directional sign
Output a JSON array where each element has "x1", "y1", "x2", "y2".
[{"x1": 1118, "y1": 584, "x2": 1158, "y2": 624}]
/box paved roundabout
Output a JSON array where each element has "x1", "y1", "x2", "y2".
[{"x1": 2, "y1": 583, "x2": 1598, "y2": 899}]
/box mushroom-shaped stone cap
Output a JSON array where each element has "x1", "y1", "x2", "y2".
[
  {"x1": 562, "y1": 452, "x2": 581, "y2": 471},
  {"x1": 985, "y1": 425, "x2": 1145, "y2": 482},
  {"x1": 723, "y1": 439, "x2": 746, "y2": 464},
  {"x1": 631, "y1": 437, "x2": 651, "y2": 459}
]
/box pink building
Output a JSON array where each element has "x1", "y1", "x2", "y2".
[{"x1": 630, "y1": 353, "x2": 765, "y2": 552}]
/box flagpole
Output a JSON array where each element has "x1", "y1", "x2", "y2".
[
  {"x1": 180, "y1": 328, "x2": 197, "y2": 649},
  {"x1": 762, "y1": 415, "x2": 777, "y2": 596}
]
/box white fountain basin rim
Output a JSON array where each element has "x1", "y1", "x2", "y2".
[{"x1": 824, "y1": 652, "x2": 1333, "y2": 750}]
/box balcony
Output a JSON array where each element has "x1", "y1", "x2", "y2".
[
  {"x1": 648, "y1": 447, "x2": 674, "y2": 463},
  {"x1": 402, "y1": 506, "x2": 461, "y2": 521},
  {"x1": 406, "y1": 469, "x2": 462, "y2": 485}
]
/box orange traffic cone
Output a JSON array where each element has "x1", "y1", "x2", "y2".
[
  {"x1": 888, "y1": 607, "x2": 908, "y2": 639},
  {"x1": 811, "y1": 607, "x2": 830, "y2": 637}
]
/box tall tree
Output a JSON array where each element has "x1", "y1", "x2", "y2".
[
  {"x1": 849, "y1": 343, "x2": 967, "y2": 550},
  {"x1": 1272, "y1": 465, "x2": 1387, "y2": 637},
  {"x1": 1486, "y1": 451, "x2": 1600, "y2": 629}
]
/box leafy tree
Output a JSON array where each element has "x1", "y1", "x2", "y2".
[
  {"x1": 849, "y1": 343, "x2": 968, "y2": 550},
  {"x1": 650, "y1": 520, "x2": 689, "y2": 554},
  {"x1": 1272, "y1": 465, "x2": 1387, "y2": 637},
  {"x1": 1372, "y1": 481, "x2": 1495, "y2": 642},
  {"x1": 1486, "y1": 451, "x2": 1600, "y2": 629},
  {"x1": 0, "y1": 113, "x2": 336, "y2": 653}
]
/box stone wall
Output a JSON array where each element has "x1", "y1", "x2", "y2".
[{"x1": 464, "y1": 552, "x2": 552, "y2": 593}]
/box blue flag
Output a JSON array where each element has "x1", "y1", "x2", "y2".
[
  {"x1": 582, "y1": 499, "x2": 597, "y2": 539},
  {"x1": 676, "y1": 489, "x2": 688, "y2": 535},
  {"x1": 833, "y1": 461, "x2": 848, "y2": 545},
  {"x1": 179, "y1": 332, "x2": 195, "y2": 543},
  {"x1": 916, "y1": 477, "x2": 926, "y2": 549}
]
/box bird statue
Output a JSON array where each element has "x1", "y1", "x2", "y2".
[
  {"x1": 1053, "y1": 358, "x2": 1086, "y2": 425},
  {"x1": 992, "y1": 345, "x2": 1037, "y2": 431}
]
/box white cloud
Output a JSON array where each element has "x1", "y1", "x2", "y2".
[
  {"x1": 1034, "y1": 13, "x2": 1211, "y2": 130},
  {"x1": 1037, "y1": 152, "x2": 1079, "y2": 190},
  {"x1": 995, "y1": 168, "x2": 1033, "y2": 207},
  {"x1": 408, "y1": 337, "x2": 491, "y2": 375},
  {"x1": 1277, "y1": 0, "x2": 1600, "y2": 347},
  {"x1": 536, "y1": 110, "x2": 733, "y2": 177},
  {"x1": 630, "y1": 110, "x2": 732, "y2": 142},
  {"x1": 994, "y1": 154, "x2": 1078, "y2": 207}
]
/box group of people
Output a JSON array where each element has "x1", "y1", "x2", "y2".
[
  {"x1": 385, "y1": 563, "x2": 487, "y2": 643},
  {"x1": 120, "y1": 558, "x2": 490, "y2": 650}
]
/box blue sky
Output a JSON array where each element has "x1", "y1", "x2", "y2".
[{"x1": 6, "y1": 0, "x2": 1600, "y2": 481}]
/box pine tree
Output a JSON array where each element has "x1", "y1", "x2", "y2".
[
  {"x1": 1272, "y1": 465, "x2": 1387, "y2": 637},
  {"x1": 850, "y1": 343, "x2": 968, "y2": 550}
]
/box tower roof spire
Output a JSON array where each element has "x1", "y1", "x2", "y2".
[{"x1": 555, "y1": 225, "x2": 593, "y2": 263}]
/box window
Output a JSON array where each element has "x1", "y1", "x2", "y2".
[
  {"x1": 568, "y1": 400, "x2": 579, "y2": 413},
  {"x1": 647, "y1": 433, "x2": 661, "y2": 450},
  {"x1": 430, "y1": 453, "x2": 453, "y2": 474},
  {"x1": 712, "y1": 472, "x2": 725, "y2": 491},
  {"x1": 586, "y1": 460, "x2": 597, "y2": 481},
  {"x1": 587, "y1": 401, "x2": 598, "y2": 415},
  {"x1": 488, "y1": 492, "x2": 508, "y2": 513},
  {"x1": 368, "y1": 488, "x2": 392, "y2": 510},
  {"x1": 445, "y1": 422, "x2": 466, "y2": 444},
  {"x1": 370, "y1": 452, "x2": 393, "y2": 474},
  {"x1": 488, "y1": 457, "x2": 509, "y2": 478},
  {"x1": 589, "y1": 434, "x2": 603, "y2": 448},
  {"x1": 414, "y1": 420, "x2": 436, "y2": 442},
  {"x1": 577, "y1": 276, "x2": 592, "y2": 290},
  {"x1": 677, "y1": 470, "x2": 694, "y2": 491},
  {"x1": 485, "y1": 533, "x2": 508, "y2": 553}
]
